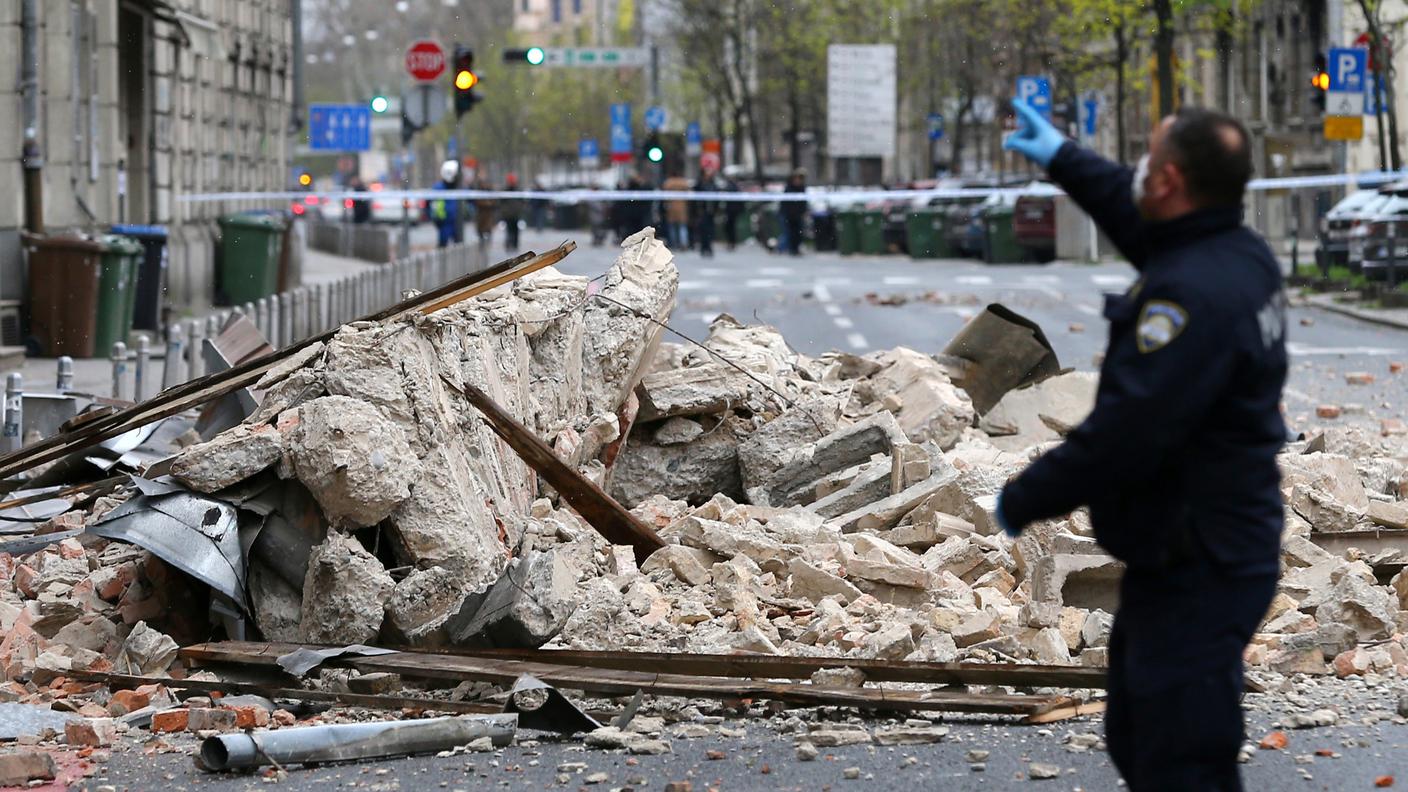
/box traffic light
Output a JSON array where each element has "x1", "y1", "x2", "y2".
[
  {"x1": 297, "y1": 172, "x2": 312, "y2": 188},
  {"x1": 1311, "y1": 52, "x2": 1329, "y2": 114},
  {"x1": 370, "y1": 95, "x2": 389, "y2": 114},
  {"x1": 453, "y1": 45, "x2": 481, "y2": 117},
  {"x1": 644, "y1": 133, "x2": 664, "y2": 164},
  {"x1": 503, "y1": 47, "x2": 546, "y2": 66}
]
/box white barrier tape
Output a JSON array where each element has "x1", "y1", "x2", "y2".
[{"x1": 178, "y1": 169, "x2": 1408, "y2": 205}]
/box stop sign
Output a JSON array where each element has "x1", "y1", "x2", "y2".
[{"x1": 405, "y1": 40, "x2": 446, "y2": 82}]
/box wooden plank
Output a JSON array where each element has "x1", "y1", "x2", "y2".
[
  {"x1": 0, "y1": 245, "x2": 572, "y2": 480},
  {"x1": 179, "y1": 642, "x2": 1070, "y2": 717},
  {"x1": 67, "y1": 670, "x2": 501, "y2": 716},
  {"x1": 396, "y1": 647, "x2": 1108, "y2": 689},
  {"x1": 0, "y1": 476, "x2": 124, "y2": 512},
  {"x1": 455, "y1": 381, "x2": 665, "y2": 562},
  {"x1": 1023, "y1": 699, "x2": 1106, "y2": 725}
]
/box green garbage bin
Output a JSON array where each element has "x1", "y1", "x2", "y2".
[
  {"x1": 837, "y1": 210, "x2": 862, "y2": 255},
  {"x1": 859, "y1": 210, "x2": 886, "y2": 254},
  {"x1": 906, "y1": 209, "x2": 953, "y2": 259},
  {"x1": 218, "y1": 213, "x2": 286, "y2": 305},
  {"x1": 94, "y1": 235, "x2": 143, "y2": 354},
  {"x1": 982, "y1": 205, "x2": 1024, "y2": 264}
]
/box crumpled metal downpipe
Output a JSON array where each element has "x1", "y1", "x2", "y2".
[{"x1": 198, "y1": 713, "x2": 517, "y2": 772}]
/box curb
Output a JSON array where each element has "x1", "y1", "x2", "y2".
[{"x1": 1300, "y1": 295, "x2": 1408, "y2": 332}]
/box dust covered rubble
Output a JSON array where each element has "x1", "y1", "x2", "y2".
[{"x1": 5, "y1": 230, "x2": 1408, "y2": 736}]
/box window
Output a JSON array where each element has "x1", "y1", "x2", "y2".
[
  {"x1": 551, "y1": 0, "x2": 561, "y2": 23},
  {"x1": 573, "y1": 0, "x2": 582, "y2": 13}
]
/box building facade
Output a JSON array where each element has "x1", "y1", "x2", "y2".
[{"x1": 2, "y1": 0, "x2": 294, "y2": 331}]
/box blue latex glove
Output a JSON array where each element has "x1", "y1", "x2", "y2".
[
  {"x1": 1002, "y1": 99, "x2": 1065, "y2": 168},
  {"x1": 995, "y1": 492, "x2": 1021, "y2": 539}
]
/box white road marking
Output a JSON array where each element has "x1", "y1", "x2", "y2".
[
  {"x1": 813, "y1": 282, "x2": 834, "y2": 302},
  {"x1": 956, "y1": 275, "x2": 992, "y2": 285},
  {"x1": 696, "y1": 312, "x2": 721, "y2": 323},
  {"x1": 847, "y1": 332, "x2": 870, "y2": 349},
  {"x1": 1092, "y1": 274, "x2": 1133, "y2": 287},
  {"x1": 746, "y1": 278, "x2": 784, "y2": 289},
  {"x1": 1022, "y1": 274, "x2": 1062, "y2": 284},
  {"x1": 698, "y1": 268, "x2": 726, "y2": 277},
  {"x1": 883, "y1": 275, "x2": 920, "y2": 286},
  {"x1": 678, "y1": 280, "x2": 708, "y2": 291},
  {"x1": 1076, "y1": 304, "x2": 1101, "y2": 316},
  {"x1": 760, "y1": 266, "x2": 794, "y2": 276},
  {"x1": 817, "y1": 276, "x2": 853, "y2": 286},
  {"x1": 834, "y1": 316, "x2": 854, "y2": 329},
  {"x1": 1287, "y1": 343, "x2": 1399, "y2": 356},
  {"x1": 824, "y1": 304, "x2": 843, "y2": 316}
]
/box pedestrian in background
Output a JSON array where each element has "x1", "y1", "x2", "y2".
[
  {"x1": 692, "y1": 166, "x2": 722, "y2": 258},
  {"x1": 722, "y1": 176, "x2": 743, "y2": 251},
  {"x1": 779, "y1": 168, "x2": 807, "y2": 255},
  {"x1": 662, "y1": 173, "x2": 691, "y2": 249},
  {"x1": 500, "y1": 173, "x2": 523, "y2": 252},
  {"x1": 347, "y1": 175, "x2": 372, "y2": 225},
  {"x1": 428, "y1": 160, "x2": 462, "y2": 249},
  {"x1": 998, "y1": 99, "x2": 1287, "y2": 792},
  {"x1": 474, "y1": 177, "x2": 497, "y2": 247},
  {"x1": 528, "y1": 178, "x2": 548, "y2": 231}
]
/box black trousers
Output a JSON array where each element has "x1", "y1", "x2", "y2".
[
  {"x1": 504, "y1": 217, "x2": 520, "y2": 251},
  {"x1": 1106, "y1": 553, "x2": 1276, "y2": 792}
]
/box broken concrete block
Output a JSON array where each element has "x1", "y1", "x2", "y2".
[
  {"x1": 840, "y1": 535, "x2": 934, "y2": 589},
  {"x1": 248, "y1": 560, "x2": 303, "y2": 643},
  {"x1": 1312, "y1": 573, "x2": 1398, "y2": 642},
  {"x1": 299, "y1": 532, "x2": 394, "y2": 645},
  {"x1": 383, "y1": 566, "x2": 474, "y2": 647},
  {"x1": 953, "y1": 612, "x2": 1001, "y2": 648},
  {"x1": 640, "y1": 545, "x2": 719, "y2": 586},
  {"x1": 979, "y1": 371, "x2": 1097, "y2": 452},
  {"x1": 612, "y1": 415, "x2": 747, "y2": 507},
  {"x1": 386, "y1": 442, "x2": 506, "y2": 590},
  {"x1": 0, "y1": 751, "x2": 56, "y2": 786},
  {"x1": 65, "y1": 718, "x2": 117, "y2": 747},
  {"x1": 1080, "y1": 610, "x2": 1113, "y2": 649},
  {"x1": 448, "y1": 551, "x2": 579, "y2": 649},
  {"x1": 637, "y1": 363, "x2": 754, "y2": 421},
  {"x1": 1392, "y1": 569, "x2": 1408, "y2": 611},
  {"x1": 787, "y1": 559, "x2": 862, "y2": 604},
  {"x1": 114, "y1": 621, "x2": 179, "y2": 676},
  {"x1": 1368, "y1": 500, "x2": 1408, "y2": 530},
  {"x1": 906, "y1": 466, "x2": 1007, "y2": 536},
  {"x1": 880, "y1": 512, "x2": 976, "y2": 551},
  {"x1": 286, "y1": 396, "x2": 422, "y2": 527},
  {"x1": 829, "y1": 467, "x2": 958, "y2": 534},
  {"x1": 759, "y1": 412, "x2": 905, "y2": 507},
  {"x1": 737, "y1": 398, "x2": 843, "y2": 496},
  {"x1": 870, "y1": 347, "x2": 975, "y2": 449},
  {"x1": 169, "y1": 422, "x2": 284, "y2": 493},
  {"x1": 1028, "y1": 627, "x2": 1072, "y2": 664},
  {"x1": 1030, "y1": 553, "x2": 1123, "y2": 612},
  {"x1": 653, "y1": 417, "x2": 704, "y2": 446},
  {"x1": 808, "y1": 459, "x2": 895, "y2": 519},
  {"x1": 864, "y1": 623, "x2": 916, "y2": 660}
]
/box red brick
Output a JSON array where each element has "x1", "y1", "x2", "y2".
[
  {"x1": 271, "y1": 709, "x2": 297, "y2": 726},
  {"x1": 150, "y1": 709, "x2": 188, "y2": 733},
  {"x1": 13, "y1": 565, "x2": 40, "y2": 599},
  {"x1": 56, "y1": 538, "x2": 85, "y2": 559},
  {"x1": 1316, "y1": 405, "x2": 1342, "y2": 419},
  {"x1": 1346, "y1": 372, "x2": 1376, "y2": 386},
  {"x1": 1382, "y1": 419, "x2": 1407, "y2": 438},
  {"x1": 1390, "y1": 362, "x2": 1404, "y2": 375},
  {"x1": 64, "y1": 718, "x2": 116, "y2": 747},
  {"x1": 108, "y1": 689, "x2": 150, "y2": 716},
  {"x1": 226, "y1": 705, "x2": 270, "y2": 729},
  {"x1": 93, "y1": 562, "x2": 138, "y2": 602}
]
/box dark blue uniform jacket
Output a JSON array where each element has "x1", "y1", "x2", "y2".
[{"x1": 1000, "y1": 142, "x2": 1288, "y2": 574}]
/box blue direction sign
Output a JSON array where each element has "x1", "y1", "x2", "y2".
[
  {"x1": 644, "y1": 105, "x2": 667, "y2": 131},
  {"x1": 578, "y1": 138, "x2": 600, "y2": 167},
  {"x1": 1081, "y1": 94, "x2": 1100, "y2": 137},
  {"x1": 1366, "y1": 74, "x2": 1385, "y2": 115},
  {"x1": 686, "y1": 122, "x2": 701, "y2": 146},
  {"x1": 609, "y1": 103, "x2": 633, "y2": 162},
  {"x1": 1015, "y1": 75, "x2": 1052, "y2": 120},
  {"x1": 308, "y1": 104, "x2": 371, "y2": 151},
  {"x1": 926, "y1": 113, "x2": 945, "y2": 141}
]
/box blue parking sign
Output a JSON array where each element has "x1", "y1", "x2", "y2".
[
  {"x1": 1328, "y1": 47, "x2": 1367, "y2": 92},
  {"x1": 1016, "y1": 76, "x2": 1052, "y2": 120},
  {"x1": 927, "y1": 113, "x2": 945, "y2": 141},
  {"x1": 609, "y1": 103, "x2": 632, "y2": 161}
]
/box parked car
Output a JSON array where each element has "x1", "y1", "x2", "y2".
[
  {"x1": 1357, "y1": 183, "x2": 1408, "y2": 281},
  {"x1": 941, "y1": 188, "x2": 994, "y2": 256},
  {"x1": 1012, "y1": 182, "x2": 1062, "y2": 262},
  {"x1": 1320, "y1": 188, "x2": 1390, "y2": 270}
]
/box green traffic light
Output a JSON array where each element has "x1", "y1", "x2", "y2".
[
  {"x1": 370, "y1": 96, "x2": 389, "y2": 113},
  {"x1": 647, "y1": 146, "x2": 664, "y2": 163},
  {"x1": 526, "y1": 47, "x2": 545, "y2": 66}
]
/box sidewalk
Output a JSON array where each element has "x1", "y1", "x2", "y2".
[{"x1": 1300, "y1": 291, "x2": 1408, "y2": 331}]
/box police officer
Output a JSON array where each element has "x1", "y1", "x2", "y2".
[
  {"x1": 999, "y1": 100, "x2": 1287, "y2": 791},
  {"x1": 429, "y1": 160, "x2": 463, "y2": 249}
]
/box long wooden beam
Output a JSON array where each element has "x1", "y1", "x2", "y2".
[{"x1": 0, "y1": 244, "x2": 574, "y2": 480}]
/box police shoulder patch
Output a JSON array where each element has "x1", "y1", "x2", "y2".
[{"x1": 1135, "y1": 300, "x2": 1188, "y2": 353}]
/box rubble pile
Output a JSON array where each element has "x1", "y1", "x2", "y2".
[{"x1": 0, "y1": 229, "x2": 1406, "y2": 771}]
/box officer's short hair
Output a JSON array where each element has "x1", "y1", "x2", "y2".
[{"x1": 1164, "y1": 108, "x2": 1253, "y2": 207}]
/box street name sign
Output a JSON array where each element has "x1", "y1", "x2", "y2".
[
  {"x1": 539, "y1": 47, "x2": 649, "y2": 68},
  {"x1": 827, "y1": 44, "x2": 897, "y2": 159}
]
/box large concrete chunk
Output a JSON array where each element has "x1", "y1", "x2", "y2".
[
  {"x1": 387, "y1": 442, "x2": 507, "y2": 590},
  {"x1": 383, "y1": 566, "x2": 475, "y2": 647},
  {"x1": 737, "y1": 397, "x2": 843, "y2": 495},
  {"x1": 447, "y1": 551, "x2": 579, "y2": 648},
  {"x1": 299, "y1": 532, "x2": 394, "y2": 645},
  {"x1": 826, "y1": 466, "x2": 957, "y2": 534},
  {"x1": 169, "y1": 423, "x2": 284, "y2": 493},
  {"x1": 580, "y1": 230, "x2": 679, "y2": 419},
  {"x1": 637, "y1": 364, "x2": 754, "y2": 421},
  {"x1": 870, "y1": 347, "x2": 975, "y2": 449},
  {"x1": 1312, "y1": 573, "x2": 1399, "y2": 642},
  {"x1": 1030, "y1": 553, "x2": 1123, "y2": 612},
  {"x1": 759, "y1": 412, "x2": 905, "y2": 507},
  {"x1": 611, "y1": 418, "x2": 746, "y2": 507},
  {"x1": 286, "y1": 396, "x2": 422, "y2": 528},
  {"x1": 979, "y1": 371, "x2": 1098, "y2": 452}
]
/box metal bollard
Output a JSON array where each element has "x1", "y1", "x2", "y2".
[
  {"x1": 2, "y1": 373, "x2": 21, "y2": 453},
  {"x1": 256, "y1": 298, "x2": 270, "y2": 340},
  {"x1": 312, "y1": 285, "x2": 325, "y2": 334},
  {"x1": 282, "y1": 291, "x2": 295, "y2": 344},
  {"x1": 268, "y1": 294, "x2": 282, "y2": 348},
  {"x1": 133, "y1": 335, "x2": 151, "y2": 402},
  {"x1": 111, "y1": 342, "x2": 129, "y2": 400},
  {"x1": 162, "y1": 325, "x2": 185, "y2": 390},
  {"x1": 292, "y1": 289, "x2": 305, "y2": 341},
  {"x1": 187, "y1": 319, "x2": 205, "y2": 380},
  {"x1": 56, "y1": 356, "x2": 74, "y2": 394}
]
